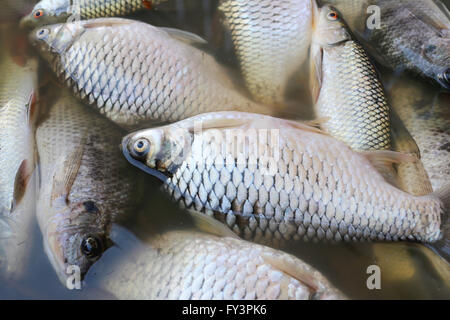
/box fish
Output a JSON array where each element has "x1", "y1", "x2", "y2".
[
  {"x1": 88, "y1": 226, "x2": 346, "y2": 299},
  {"x1": 219, "y1": 0, "x2": 313, "y2": 105},
  {"x1": 0, "y1": 31, "x2": 38, "y2": 281},
  {"x1": 388, "y1": 76, "x2": 450, "y2": 192},
  {"x1": 20, "y1": 0, "x2": 162, "y2": 29},
  {"x1": 36, "y1": 90, "x2": 141, "y2": 284},
  {"x1": 122, "y1": 111, "x2": 448, "y2": 247},
  {"x1": 0, "y1": 53, "x2": 37, "y2": 218},
  {"x1": 310, "y1": 4, "x2": 391, "y2": 152},
  {"x1": 0, "y1": 173, "x2": 37, "y2": 280},
  {"x1": 29, "y1": 18, "x2": 274, "y2": 130},
  {"x1": 323, "y1": 0, "x2": 450, "y2": 90},
  {"x1": 310, "y1": 4, "x2": 433, "y2": 196}
]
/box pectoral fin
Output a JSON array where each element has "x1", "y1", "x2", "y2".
[
  {"x1": 309, "y1": 44, "x2": 323, "y2": 103},
  {"x1": 187, "y1": 209, "x2": 239, "y2": 239},
  {"x1": 261, "y1": 252, "x2": 319, "y2": 292},
  {"x1": 50, "y1": 140, "x2": 85, "y2": 205},
  {"x1": 11, "y1": 160, "x2": 34, "y2": 214},
  {"x1": 390, "y1": 109, "x2": 420, "y2": 156}
]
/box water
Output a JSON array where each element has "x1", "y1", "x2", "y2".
[{"x1": 0, "y1": 0, "x2": 449, "y2": 300}]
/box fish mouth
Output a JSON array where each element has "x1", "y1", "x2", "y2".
[
  {"x1": 43, "y1": 235, "x2": 71, "y2": 286},
  {"x1": 19, "y1": 16, "x2": 32, "y2": 29},
  {"x1": 121, "y1": 135, "x2": 169, "y2": 182}
]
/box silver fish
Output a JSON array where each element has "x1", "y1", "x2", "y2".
[
  {"x1": 21, "y1": 0, "x2": 161, "y2": 29},
  {"x1": 324, "y1": 0, "x2": 450, "y2": 89},
  {"x1": 0, "y1": 54, "x2": 37, "y2": 217},
  {"x1": 123, "y1": 112, "x2": 447, "y2": 246},
  {"x1": 36, "y1": 90, "x2": 140, "y2": 283},
  {"x1": 89, "y1": 227, "x2": 346, "y2": 299},
  {"x1": 29, "y1": 18, "x2": 274, "y2": 129},
  {"x1": 388, "y1": 76, "x2": 450, "y2": 192}
]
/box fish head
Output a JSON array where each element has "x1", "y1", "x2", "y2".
[
  {"x1": 123, "y1": 127, "x2": 192, "y2": 179},
  {"x1": 20, "y1": 0, "x2": 71, "y2": 29},
  {"x1": 313, "y1": 5, "x2": 351, "y2": 47},
  {"x1": 29, "y1": 21, "x2": 85, "y2": 64},
  {"x1": 44, "y1": 199, "x2": 111, "y2": 284}
]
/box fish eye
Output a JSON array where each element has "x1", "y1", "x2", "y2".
[
  {"x1": 33, "y1": 9, "x2": 45, "y2": 18},
  {"x1": 80, "y1": 236, "x2": 103, "y2": 259},
  {"x1": 327, "y1": 11, "x2": 339, "y2": 21},
  {"x1": 425, "y1": 45, "x2": 437, "y2": 54},
  {"x1": 83, "y1": 201, "x2": 100, "y2": 214},
  {"x1": 131, "y1": 138, "x2": 150, "y2": 158},
  {"x1": 36, "y1": 28, "x2": 49, "y2": 40}
]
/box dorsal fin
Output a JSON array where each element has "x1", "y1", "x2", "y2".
[
  {"x1": 82, "y1": 18, "x2": 133, "y2": 29},
  {"x1": 50, "y1": 137, "x2": 86, "y2": 205}
]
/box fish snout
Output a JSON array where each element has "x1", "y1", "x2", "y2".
[{"x1": 19, "y1": 15, "x2": 33, "y2": 29}]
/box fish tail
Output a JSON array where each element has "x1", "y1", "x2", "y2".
[{"x1": 427, "y1": 185, "x2": 450, "y2": 262}]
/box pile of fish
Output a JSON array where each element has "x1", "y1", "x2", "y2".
[{"x1": 0, "y1": 0, "x2": 449, "y2": 300}]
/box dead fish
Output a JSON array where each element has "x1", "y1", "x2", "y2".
[
  {"x1": 0, "y1": 172, "x2": 37, "y2": 280},
  {"x1": 311, "y1": 4, "x2": 433, "y2": 196},
  {"x1": 310, "y1": 4, "x2": 391, "y2": 152},
  {"x1": 219, "y1": 0, "x2": 314, "y2": 104},
  {"x1": 20, "y1": 0, "x2": 161, "y2": 29},
  {"x1": 89, "y1": 226, "x2": 346, "y2": 299},
  {"x1": 324, "y1": 0, "x2": 450, "y2": 90},
  {"x1": 36, "y1": 90, "x2": 140, "y2": 284},
  {"x1": 0, "y1": 53, "x2": 37, "y2": 218},
  {"x1": 29, "y1": 18, "x2": 274, "y2": 129},
  {"x1": 0, "y1": 48, "x2": 37, "y2": 281},
  {"x1": 389, "y1": 76, "x2": 450, "y2": 192},
  {"x1": 123, "y1": 111, "x2": 448, "y2": 249}
]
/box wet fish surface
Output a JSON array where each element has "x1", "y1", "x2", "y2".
[
  {"x1": 324, "y1": 0, "x2": 450, "y2": 89},
  {"x1": 30, "y1": 18, "x2": 273, "y2": 129},
  {"x1": 219, "y1": 0, "x2": 313, "y2": 104},
  {"x1": 0, "y1": 54, "x2": 37, "y2": 217},
  {"x1": 21, "y1": 0, "x2": 162, "y2": 29},
  {"x1": 310, "y1": 4, "x2": 391, "y2": 151},
  {"x1": 89, "y1": 228, "x2": 346, "y2": 299},
  {"x1": 36, "y1": 91, "x2": 140, "y2": 283},
  {"x1": 389, "y1": 76, "x2": 450, "y2": 192},
  {"x1": 123, "y1": 112, "x2": 446, "y2": 246},
  {"x1": 311, "y1": 4, "x2": 433, "y2": 196}
]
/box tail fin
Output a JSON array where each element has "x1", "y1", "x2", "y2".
[{"x1": 427, "y1": 185, "x2": 450, "y2": 262}]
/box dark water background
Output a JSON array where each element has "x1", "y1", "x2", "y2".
[{"x1": 0, "y1": 0, "x2": 449, "y2": 299}]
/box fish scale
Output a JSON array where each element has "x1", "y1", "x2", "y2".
[
  {"x1": 93, "y1": 230, "x2": 345, "y2": 299},
  {"x1": 219, "y1": 0, "x2": 313, "y2": 104},
  {"x1": 32, "y1": 18, "x2": 271, "y2": 129},
  {"x1": 0, "y1": 55, "x2": 36, "y2": 217},
  {"x1": 323, "y1": 0, "x2": 450, "y2": 89},
  {"x1": 36, "y1": 91, "x2": 140, "y2": 282},
  {"x1": 125, "y1": 113, "x2": 443, "y2": 246},
  {"x1": 315, "y1": 41, "x2": 391, "y2": 151},
  {"x1": 366, "y1": 0, "x2": 450, "y2": 88},
  {"x1": 21, "y1": 0, "x2": 163, "y2": 29},
  {"x1": 79, "y1": 0, "x2": 147, "y2": 19}
]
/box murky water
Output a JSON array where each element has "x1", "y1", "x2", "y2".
[{"x1": 0, "y1": 0, "x2": 449, "y2": 299}]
